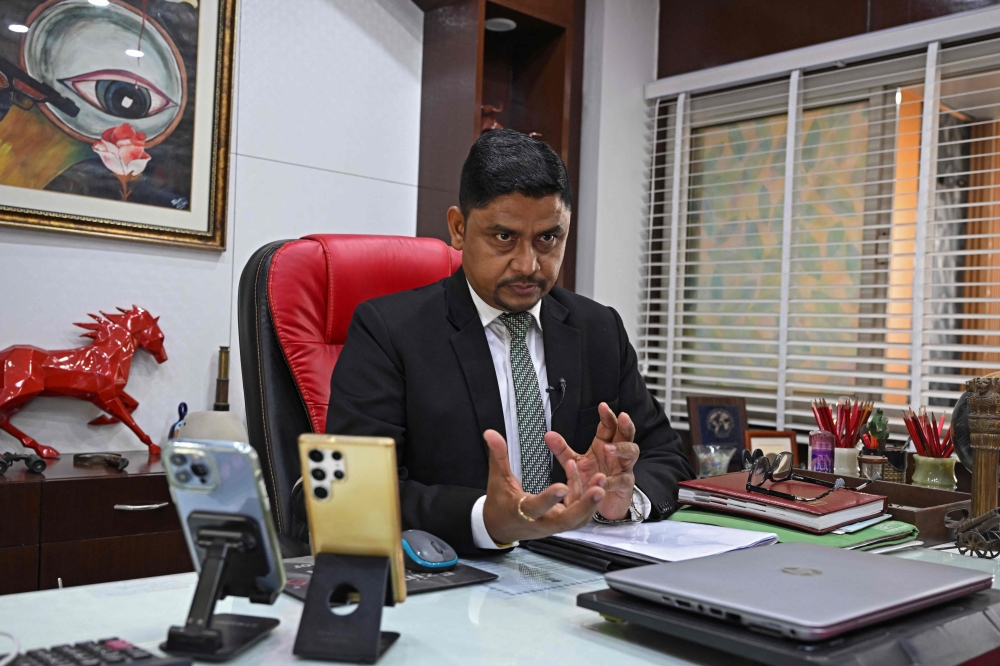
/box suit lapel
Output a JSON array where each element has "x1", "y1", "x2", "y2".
[
  {"x1": 542, "y1": 293, "x2": 582, "y2": 455},
  {"x1": 447, "y1": 270, "x2": 506, "y2": 444}
]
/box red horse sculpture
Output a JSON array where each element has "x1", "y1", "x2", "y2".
[{"x1": 0, "y1": 306, "x2": 167, "y2": 458}]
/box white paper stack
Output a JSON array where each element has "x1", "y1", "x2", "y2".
[{"x1": 555, "y1": 520, "x2": 777, "y2": 563}]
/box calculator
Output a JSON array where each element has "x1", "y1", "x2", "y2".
[{"x1": 8, "y1": 637, "x2": 191, "y2": 665}]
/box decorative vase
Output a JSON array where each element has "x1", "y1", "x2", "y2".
[
  {"x1": 833, "y1": 447, "x2": 859, "y2": 477},
  {"x1": 911, "y1": 454, "x2": 958, "y2": 491}
]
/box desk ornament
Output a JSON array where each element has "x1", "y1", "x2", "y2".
[
  {"x1": 170, "y1": 348, "x2": 248, "y2": 444},
  {"x1": 865, "y1": 408, "x2": 907, "y2": 483},
  {"x1": 953, "y1": 508, "x2": 1000, "y2": 559},
  {"x1": 73, "y1": 452, "x2": 129, "y2": 472},
  {"x1": 168, "y1": 402, "x2": 188, "y2": 440},
  {"x1": 967, "y1": 375, "x2": 1000, "y2": 517},
  {"x1": 809, "y1": 430, "x2": 835, "y2": 473},
  {"x1": 0, "y1": 305, "x2": 167, "y2": 457},
  {"x1": 0, "y1": 451, "x2": 46, "y2": 475},
  {"x1": 858, "y1": 453, "x2": 887, "y2": 482}
]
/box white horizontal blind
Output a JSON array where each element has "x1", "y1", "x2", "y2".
[
  {"x1": 922, "y1": 37, "x2": 1000, "y2": 408},
  {"x1": 639, "y1": 97, "x2": 677, "y2": 406},
  {"x1": 640, "y1": 32, "x2": 1000, "y2": 438},
  {"x1": 783, "y1": 52, "x2": 930, "y2": 434},
  {"x1": 642, "y1": 80, "x2": 791, "y2": 429}
]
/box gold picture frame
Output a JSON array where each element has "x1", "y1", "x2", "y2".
[{"x1": 0, "y1": 0, "x2": 237, "y2": 250}]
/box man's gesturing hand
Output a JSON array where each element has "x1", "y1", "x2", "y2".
[
  {"x1": 481, "y1": 429, "x2": 606, "y2": 545},
  {"x1": 545, "y1": 402, "x2": 639, "y2": 521}
]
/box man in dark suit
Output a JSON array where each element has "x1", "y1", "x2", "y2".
[{"x1": 326, "y1": 129, "x2": 694, "y2": 554}]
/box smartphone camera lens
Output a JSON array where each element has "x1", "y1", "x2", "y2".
[
  {"x1": 176, "y1": 470, "x2": 191, "y2": 483},
  {"x1": 314, "y1": 486, "x2": 329, "y2": 499},
  {"x1": 311, "y1": 468, "x2": 326, "y2": 481},
  {"x1": 308, "y1": 449, "x2": 324, "y2": 463},
  {"x1": 334, "y1": 470, "x2": 345, "y2": 480},
  {"x1": 169, "y1": 454, "x2": 187, "y2": 466},
  {"x1": 332, "y1": 451, "x2": 342, "y2": 461},
  {"x1": 190, "y1": 462, "x2": 209, "y2": 478}
]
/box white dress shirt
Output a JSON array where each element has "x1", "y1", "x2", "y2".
[{"x1": 466, "y1": 281, "x2": 650, "y2": 549}]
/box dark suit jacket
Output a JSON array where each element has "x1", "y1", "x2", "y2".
[{"x1": 325, "y1": 268, "x2": 694, "y2": 554}]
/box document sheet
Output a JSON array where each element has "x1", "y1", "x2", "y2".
[{"x1": 556, "y1": 519, "x2": 777, "y2": 562}]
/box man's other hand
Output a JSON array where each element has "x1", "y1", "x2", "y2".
[
  {"x1": 481, "y1": 429, "x2": 606, "y2": 545},
  {"x1": 545, "y1": 402, "x2": 639, "y2": 520}
]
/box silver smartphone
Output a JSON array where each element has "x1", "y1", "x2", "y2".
[{"x1": 164, "y1": 439, "x2": 286, "y2": 602}]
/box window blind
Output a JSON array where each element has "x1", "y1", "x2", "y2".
[{"x1": 640, "y1": 34, "x2": 1000, "y2": 440}]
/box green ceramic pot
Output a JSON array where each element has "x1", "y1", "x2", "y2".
[{"x1": 911, "y1": 454, "x2": 958, "y2": 491}]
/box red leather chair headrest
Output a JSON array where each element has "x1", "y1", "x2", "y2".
[{"x1": 267, "y1": 234, "x2": 462, "y2": 433}]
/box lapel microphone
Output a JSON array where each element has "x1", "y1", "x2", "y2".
[
  {"x1": 546, "y1": 378, "x2": 567, "y2": 476},
  {"x1": 546, "y1": 378, "x2": 567, "y2": 416}
]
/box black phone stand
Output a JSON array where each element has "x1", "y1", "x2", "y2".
[
  {"x1": 293, "y1": 553, "x2": 399, "y2": 663},
  {"x1": 161, "y1": 513, "x2": 280, "y2": 662}
]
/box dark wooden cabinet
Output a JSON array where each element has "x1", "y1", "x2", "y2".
[
  {"x1": 0, "y1": 450, "x2": 192, "y2": 595},
  {"x1": 413, "y1": 0, "x2": 584, "y2": 290}
]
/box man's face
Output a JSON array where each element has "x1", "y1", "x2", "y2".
[{"x1": 448, "y1": 193, "x2": 570, "y2": 312}]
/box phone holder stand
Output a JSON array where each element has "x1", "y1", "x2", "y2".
[
  {"x1": 293, "y1": 553, "x2": 398, "y2": 663},
  {"x1": 161, "y1": 513, "x2": 280, "y2": 662}
]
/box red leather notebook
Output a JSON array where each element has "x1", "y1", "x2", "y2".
[{"x1": 677, "y1": 473, "x2": 888, "y2": 534}]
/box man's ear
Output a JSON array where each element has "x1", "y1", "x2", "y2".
[{"x1": 447, "y1": 206, "x2": 466, "y2": 250}]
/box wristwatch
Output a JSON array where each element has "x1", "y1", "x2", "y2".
[{"x1": 593, "y1": 493, "x2": 642, "y2": 524}]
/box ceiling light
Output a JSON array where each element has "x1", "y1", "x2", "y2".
[
  {"x1": 88, "y1": 0, "x2": 110, "y2": 5},
  {"x1": 126, "y1": 49, "x2": 144, "y2": 58},
  {"x1": 895, "y1": 89, "x2": 902, "y2": 105},
  {"x1": 485, "y1": 18, "x2": 516, "y2": 32},
  {"x1": 8, "y1": 24, "x2": 28, "y2": 33}
]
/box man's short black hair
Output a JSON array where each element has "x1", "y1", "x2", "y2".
[{"x1": 459, "y1": 129, "x2": 572, "y2": 218}]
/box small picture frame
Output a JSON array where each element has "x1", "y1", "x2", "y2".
[
  {"x1": 744, "y1": 430, "x2": 799, "y2": 468},
  {"x1": 686, "y1": 396, "x2": 748, "y2": 448}
]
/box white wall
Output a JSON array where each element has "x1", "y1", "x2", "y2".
[
  {"x1": 576, "y1": 0, "x2": 658, "y2": 341},
  {"x1": 0, "y1": 0, "x2": 424, "y2": 455}
]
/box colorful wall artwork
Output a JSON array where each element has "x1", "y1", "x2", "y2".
[{"x1": 0, "y1": 0, "x2": 235, "y2": 248}]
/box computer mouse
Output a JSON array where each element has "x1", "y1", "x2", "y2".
[{"x1": 401, "y1": 530, "x2": 458, "y2": 573}]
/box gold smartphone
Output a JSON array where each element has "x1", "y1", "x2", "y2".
[{"x1": 298, "y1": 434, "x2": 406, "y2": 603}]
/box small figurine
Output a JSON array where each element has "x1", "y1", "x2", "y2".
[
  {"x1": 0, "y1": 452, "x2": 47, "y2": 475},
  {"x1": 73, "y1": 453, "x2": 129, "y2": 472},
  {"x1": 168, "y1": 402, "x2": 188, "y2": 439},
  {"x1": 863, "y1": 408, "x2": 890, "y2": 451},
  {"x1": 0, "y1": 305, "x2": 167, "y2": 458},
  {"x1": 952, "y1": 508, "x2": 1000, "y2": 559}
]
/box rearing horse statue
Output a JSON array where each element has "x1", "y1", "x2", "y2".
[{"x1": 0, "y1": 305, "x2": 167, "y2": 458}]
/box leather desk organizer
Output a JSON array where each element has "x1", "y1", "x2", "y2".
[{"x1": 798, "y1": 471, "x2": 970, "y2": 546}]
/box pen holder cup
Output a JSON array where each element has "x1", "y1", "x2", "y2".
[
  {"x1": 833, "y1": 447, "x2": 860, "y2": 477},
  {"x1": 911, "y1": 454, "x2": 958, "y2": 491}
]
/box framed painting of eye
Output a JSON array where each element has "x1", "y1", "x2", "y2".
[{"x1": 0, "y1": 0, "x2": 235, "y2": 249}]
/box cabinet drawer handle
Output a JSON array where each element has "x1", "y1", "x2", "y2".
[{"x1": 114, "y1": 502, "x2": 170, "y2": 511}]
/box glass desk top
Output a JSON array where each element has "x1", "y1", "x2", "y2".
[{"x1": 3, "y1": 546, "x2": 1000, "y2": 666}]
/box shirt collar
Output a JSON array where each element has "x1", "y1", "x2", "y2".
[{"x1": 467, "y1": 279, "x2": 544, "y2": 332}]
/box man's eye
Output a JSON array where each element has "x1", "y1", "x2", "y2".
[
  {"x1": 497, "y1": 233, "x2": 512, "y2": 241},
  {"x1": 540, "y1": 235, "x2": 555, "y2": 242}
]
